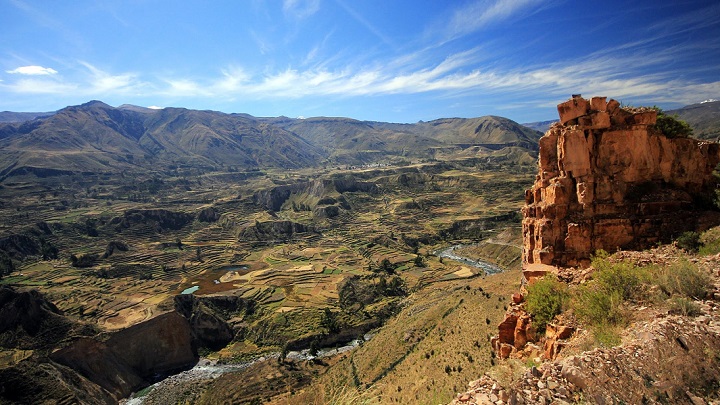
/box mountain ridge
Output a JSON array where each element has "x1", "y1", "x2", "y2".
[{"x1": 0, "y1": 101, "x2": 543, "y2": 178}]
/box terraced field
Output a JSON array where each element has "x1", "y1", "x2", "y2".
[{"x1": 0, "y1": 157, "x2": 533, "y2": 360}]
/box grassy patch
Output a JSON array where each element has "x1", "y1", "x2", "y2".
[
  {"x1": 573, "y1": 284, "x2": 626, "y2": 326},
  {"x1": 698, "y1": 227, "x2": 720, "y2": 255},
  {"x1": 655, "y1": 259, "x2": 712, "y2": 299},
  {"x1": 569, "y1": 252, "x2": 713, "y2": 348}
]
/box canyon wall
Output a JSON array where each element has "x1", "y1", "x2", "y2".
[{"x1": 523, "y1": 95, "x2": 720, "y2": 270}]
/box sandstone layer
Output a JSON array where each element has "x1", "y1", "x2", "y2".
[{"x1": 523, "y1": 95, "x2": 720, "y2": 270}]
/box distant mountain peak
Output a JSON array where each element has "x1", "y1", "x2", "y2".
[
  {"x1": 80, "y1": 100, "x2": 112, "y2": 109},
  {"x1": 117, "y1": 104, "x2": 158, "y2": 113}
]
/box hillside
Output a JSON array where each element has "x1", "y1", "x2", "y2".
[
  {"x1": 521, "y1": 119, "x2": 556, "y2": 133},
  {"x1": 0, "y1": 102, "x2": 541, "y2": 178},
  {"x1": 667, "y1": 100, "x2": 720, "y2": 140},
  {"x1": 0, "y1": 111, "x2": 54, "y2": 123}
]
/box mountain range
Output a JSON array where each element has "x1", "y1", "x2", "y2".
[
  {"x1": 0, "y1": 101, "x2": 542, "y2": 178},
  {"x1": 1, "y1": 99, "x2": 717, "y2": 179}
]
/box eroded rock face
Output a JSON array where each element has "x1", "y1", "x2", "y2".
[
  {"x1": 51, "y1": 311, "x2": 197, "y2": 400},
  {"x1": 523, "y1": 95, "x2": 720, "y2": 269},
  {"x1": 240, "y1": 220, "x2": 315, "y2": 241}
]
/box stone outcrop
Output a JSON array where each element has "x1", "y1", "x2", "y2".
[
  {"x1": 523, "y1": 95, "x2": 720, "y2": 269},
  {"x1": 174, "y1": 294, "x2": 246, "y2": 351},
  {"x1": 490, "y1": 308, "x2": 538, "y2": 359},
  {"x1": 240, "y1": 220, "x2": 316, "y2": 241},
  {"x1": 0, "y1": 286, "x2": 75, "y2": 350}
]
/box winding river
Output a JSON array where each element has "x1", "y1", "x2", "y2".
[
  {"x1": 434, "y1": 244, "x2": 505, "y2": 275},
  {"x1": 123, "y1": 334, "x2": 373, "y2": 404}
]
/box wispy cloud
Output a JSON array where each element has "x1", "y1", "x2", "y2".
[
  {"x1": 249, "y1": 29, "x2": 273, "y2": 55},
  {"x1": 334, "y1": 0, "x2": 395, "y2": 49},
  {"x1": 3, "y1": 43, "x2": 711, "y2": 108},
  {"x1": 435, "y1": 0, "x2": 546, "y2": 43},
  {"x1": 6, "y1": 65, "x2": 58, "y2": 75},
  {"x1": 1, "y1": 62, "x2": 142, "y2": 96},
  {"x1": 282, "y1": 0, "x2": 320, "y2": 19},
  {"x1": 79, "y1": 62, "x2": 140, "y2": 93},
  {"x1": 4, "y1": 78, "x2": 76, "y2": 94}
]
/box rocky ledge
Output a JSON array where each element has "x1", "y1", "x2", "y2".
[{"x1": 453, "y1": 303, "x2": 720, "y2": 405}]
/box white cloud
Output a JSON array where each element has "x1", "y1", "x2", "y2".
[
  {"x1": 147, "y1": 105, "x2": 163, "y2": 109},
  {"x1": 143, "y1": 45, "x2": 715, "y2": 110},
  {"x1": 0, "y1": 61, "x2": 143, "y2": 97},
  {"x1": 3, "y1": 78, "x2": 76, "y2": 94},
  {"x1": 79, "y1": 61, "x2": 139, "y2": 93},
  {"x1": 6, "y1": 65, "x2": 58, "y2": 75}
]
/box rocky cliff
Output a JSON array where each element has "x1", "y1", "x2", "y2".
[
  {"x1": 0, "y1": 285, "x2": 255, "y2": 403},
  {"x1": 522, "y1": 95, "x2": 720, "y2": 270}
]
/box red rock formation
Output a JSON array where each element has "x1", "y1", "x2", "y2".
[
  {"x1": 523, "y1": 95, "x2": 720, "y2": 270},
  {"x1": 491, "y1": 309, "x2": 538, "y2": 359}
]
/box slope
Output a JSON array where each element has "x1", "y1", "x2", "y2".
[{"x1": 667, "y1": 100, "x2": 720, "y2": 140}]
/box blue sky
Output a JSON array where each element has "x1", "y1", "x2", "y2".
[{"x1": 1, "y1": 0, "x2": 719, "y2": 123}]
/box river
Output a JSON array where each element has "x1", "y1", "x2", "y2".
[
  {"x1": 122, "y1": 334, "x2": 373, "y2": 404},
  {"x1": 434, "y1": 244, "x2": 505, "y2": 275}
]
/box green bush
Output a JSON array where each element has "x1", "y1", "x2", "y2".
[
  {"x1": 653, "y1": 108, "x2": 693, "y2": 138},
  {"x1": 573, "y1": 284, "x2": 626, "y2": 326},
  {"x1": 525, "y1": 275, "x2": 569, "y2": 331},
  {"x1": 676, "y1": 231, "x2": 701, "y2": 253},
  {"x1": 655, "y1": 259, "x2": 712, "y2": 299},
  {"x1": 591, "y1": 255, "x2": 647, "y2": 301}
]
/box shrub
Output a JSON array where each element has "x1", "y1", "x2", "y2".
[
  {"x1": 525, "y1": 275, "x2": 569, "y2": 331},
  {"x1": 573, "y1": 284, "x2": 626, "y2": 326},
  {"x1": 591, "y1": 256, "x2": 646, "y2": 301},
  {"x1": 676, "y1": 231, "x2": 701, "y2": 253},
  {"x1": 655, "y1": 259, "x2": 712, "y2": 299},
  {"x1": 668, "y1": 296, "x2": 701, "y2": 317},
  {"x1": 653, "y1": 108, "x2": 693, "y2": 138}
]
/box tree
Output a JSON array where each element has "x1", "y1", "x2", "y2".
[
  {"x1": 320, "y1": 308, "x2": 340, "y2": 334},
  {"x1": 176, "y1": 237, "x2": 184, "y2": 250},
  {"x1": 39, "y1": 237, "x2": 58, "y2": 260},
  {"x1": 0, "y1": 251, "x2": 14, "y2": 278},
  {"x1": 195, "y1": 247, "x2": 202, "y2": 262},
  {"x1": 381, "y1": 258, "x2": 395, "y2": 274}
]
